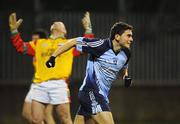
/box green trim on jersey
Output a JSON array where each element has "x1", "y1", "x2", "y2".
[{"x1": 23, "y1": 43, "x2": 28, "y2": 54}]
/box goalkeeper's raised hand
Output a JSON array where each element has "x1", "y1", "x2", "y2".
[
  {"x1": 9, "y1": 13, "x2": 23, "y2": 32},
  {"x1": 82, "y1": 11, "x2": 92, "y2": 34},
  {"x1": 46, "y1": 56, "x2": 56, "y2": 68}
]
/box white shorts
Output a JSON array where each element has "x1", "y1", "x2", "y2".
[
  {"x1": 25, "y1": 83, "x2": 35, "y2": 102},
  {"x1": 32, "y1": 79, "x2": 70, "y2": 105}
]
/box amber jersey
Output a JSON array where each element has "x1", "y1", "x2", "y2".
[{"x1": 31, "y1": 38, "x2": 74, "y2": 83}]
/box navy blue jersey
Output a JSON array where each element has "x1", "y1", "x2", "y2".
[{"x1": 76, "y1": 37, "x2": 130, "y2": 102}]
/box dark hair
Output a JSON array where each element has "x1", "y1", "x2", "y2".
[
  {"x1": 32, "y1": 29, "x2": 48, "y2": 38},
  {"x1": 110, "y1": 21, "x2": 133, "y2": 40}
]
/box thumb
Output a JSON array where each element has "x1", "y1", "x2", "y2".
[{"x1": 16, "y1": 19, "x2": 23, "y2": 28}]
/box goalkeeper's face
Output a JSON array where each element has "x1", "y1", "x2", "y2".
[
  {"x1": 50, "y1": 22, "x2": 67, "y2": 35},
  {"x1": 32, "y1": 34, "x2": 40, "y2": 41}
]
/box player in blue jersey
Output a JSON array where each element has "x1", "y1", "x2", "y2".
[{"x1": 46, "y1": 21, "x2": 133, "y2": 124}]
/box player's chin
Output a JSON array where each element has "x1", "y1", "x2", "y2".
[{"x1": 123, "y1": 45, "x2": 130, "y2": 49}]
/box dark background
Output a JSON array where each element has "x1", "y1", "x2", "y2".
[{"x1": 0, "y1": 0, "x2": 180, "y2": 124}]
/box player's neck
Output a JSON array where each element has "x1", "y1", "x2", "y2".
[
  {"x1": 112, "y1": 39, "x2": 121, "y2": 53},
  {"x1": 50, "y1": 31, "x2": 65, "y2": 39}
]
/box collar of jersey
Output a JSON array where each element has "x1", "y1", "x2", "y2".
[
  {"x1": 49, "y1": 35, "x2": 65, "y2": 40},
  {"x1": 108, "y1": 38, "x2": 113, "y2": 49}
]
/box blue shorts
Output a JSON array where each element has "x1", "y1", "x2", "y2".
[{"x1": 76, "y1": 90, "x2": 110, "y2": 117}]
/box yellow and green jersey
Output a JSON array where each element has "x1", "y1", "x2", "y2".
[
  {"x1": 30, "y1": 38, "x2": 73, "y2": 83},
  {"x1": 11, "y1": 33, "x2": 73, "y2": 83},
  {"x1": 11, "y1": 33, "x2": 94, "y2": 83}
]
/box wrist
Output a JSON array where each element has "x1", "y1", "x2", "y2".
[
  {"x1": 124, "y1": 76, "x2": 131, "y2": 80},
  {"x1": 85, "y1": 22, "x2": 92, "y2": 34},
  {"x1": 85, "y1": 28, "x2": 92, "y2": 34},
  {"x1": 11, "y1": 29, "x2": 18, "y2": 36},
  {"x1": 50, "y1": 56, "x2": 56, "y2": 59},
  {"x1": 123, "y1": 75, "x2": 128, "y2": 79},
  {"x1": 124, "y1": 76, "x2": 132, "y2": 88}
]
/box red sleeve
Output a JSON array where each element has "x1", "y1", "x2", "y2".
[
  {"x1": 11, "y1": 33, "x2": 35, "y2": 56},
  {"x1": 72, "y1": 48, "x2": 81, "y2": 57},
  {"x1": 84, "y1": 33, "x2": 94, "y2": 39},
  {"x1": 72, "y1": 33, "x2": 95, "y2": 57}
]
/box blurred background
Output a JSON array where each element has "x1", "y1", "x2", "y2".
[{"x1": 0, "y1": 0, "x2": 180, "y2": 124}]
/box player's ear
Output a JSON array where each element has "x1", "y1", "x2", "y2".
[{"x1": 115, "y1": 34, "x2": 120, "y2": 40}]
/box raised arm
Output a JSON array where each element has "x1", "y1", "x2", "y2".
[
  {"x1": 73, "y1": 11, "x2": 94, "y2": 57},
  {"x1": 9, "y1": 13, "x2": 35, "y2": 56},
  {"x1": 82, "y1": 11, "x2": 94, "y2": 38}
]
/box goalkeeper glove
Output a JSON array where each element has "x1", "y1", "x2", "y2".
[
  {"x1": 82, "y1": 12, "x2": 92, "y2": 34},
  {"x1": 46, "y1": 56, "x2": 56, "y2": 68},
  {"x1": 9, "y1": 13, "x2": 23, "y2": 33},
  {"x1": 124, "y1": 76, "x2": 132, "y2": 88}
]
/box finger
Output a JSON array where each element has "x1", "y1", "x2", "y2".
[
  {"x1": 82, "y1": 18, "x2": 86, "y2": 23},
  {"x1": 85, "y1": 12, "x2": 90, "y2": 19},
  {"x1": 87, "y1": 14, "x2": 90, "y2": 21},
  {"x1": 84, "y1": 15, "x2": 90, "y2": 23},
  {"x1": 82, "y1": 17, "x2": 86, "y2": 24},
  {"x1": 9, "y1": 13, "x2": 14, "y2": 23},
  {"x1": 9, "y1": 14, "x2": 15, "y2": 28},
  {"x1": 82, "y1": 18, "x2": 87, "y2": 27},
  {"x1": 86, "y1": 11, "x2": 89, "y2": 17},
  {"x1": 9, "y1": 14, "x2": 12, "y2": 24},
  {"x1": 85, "y1": 11, "x2": 89, "y2": 15},
  {"x1": 11, "y1": 13, "x2": 16, "y2": 24},
  {"x1": 16, "y1": 19, "x2": 23, "y2": 28},
  {"x1": 83, "y1": 16, "x2": 88, "y2": 22}
]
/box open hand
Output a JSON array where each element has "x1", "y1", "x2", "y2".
[
  {"x1": 82, "y1": 11, "x2": 92, "y2": 34},
  {"x1": 9, "y1": 13, "x2": 23, "y2": 31}
]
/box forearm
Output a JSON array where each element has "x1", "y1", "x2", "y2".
[
  {"x1": 119, "y1": 68, "x2": 128, "y2": 79},
  {"x1": 10, "y1": 31, "x2": 35, "y2": 56},
  {"x1": 11, "y1": 31, "x2": 24, "y2": 53},
  {"x1": 52, "y1": 38, "x2": 77, "y2": 57},
  {"x1": 123, "y1": 69, "x2": 128, "y2": 78}
]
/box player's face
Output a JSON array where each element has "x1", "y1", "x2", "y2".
[
  {"x1": 50, "y1": 22, "x2": 67, "y2": 35},
  {"x1": 116, "y1": 29, "x2": 133, "y2": 49},
  {"x1": 32, "y1": 34, "x2": 40, "y2": 41}
]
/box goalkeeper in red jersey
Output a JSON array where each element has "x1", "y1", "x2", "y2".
[{"x1": 9, "y1": 12, "x2": 94, "y2": 124}]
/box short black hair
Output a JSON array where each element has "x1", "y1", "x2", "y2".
[
  {"x1": 110, "y1": 21, "x2": 133, "y2": 40},
  {"x1": 32, "y1": 29, "x2": 48, "y2": 38}
]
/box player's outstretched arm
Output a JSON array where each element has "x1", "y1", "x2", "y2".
[
  {"x1": 73, "y1": 11, "x2": 94, "y2": 57},
  {"x1": 9, "y1": 13, "x2": 35, "y2": 56},
  {"x1": 46, "y1": 38, "x2": 78, "y2": 68},
  {"x1": 82, "y1": 11, "x2": 94, "y2": 38}
]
